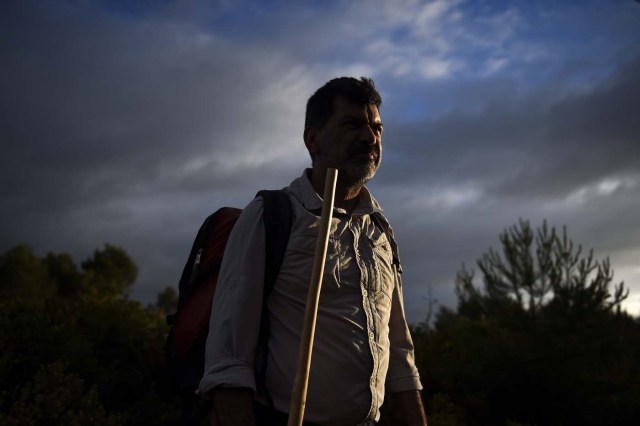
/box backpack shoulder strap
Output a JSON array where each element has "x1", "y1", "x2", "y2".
[
  {"x1": 371, "y1": 212, "x2": 403, "y2": 273},
  {"x1": 254, "y1": 189, "x2": 292, "y2": 403},
  {"x1": 257, "y1": 189, "x2": 293, "y2": 294}
]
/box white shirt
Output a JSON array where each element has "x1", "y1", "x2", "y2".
[{"x1": 198, "y1": 170, "x2": 422, "y2": 425}]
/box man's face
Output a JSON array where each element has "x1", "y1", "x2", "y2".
[{"x1": 311, "y1": 97, "x2": 383, "y2": 186}]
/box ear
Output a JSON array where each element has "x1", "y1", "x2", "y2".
[{"x1": 303, "y1": 126, "x2": 319, "y2": 157}]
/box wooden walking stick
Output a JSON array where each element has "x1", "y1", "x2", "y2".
[{"x1": 287, "y1": 168, "x2": 338, "y2": 426}]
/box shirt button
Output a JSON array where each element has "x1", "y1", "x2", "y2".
[
  {"x1": 369, "y1": 331, "x2": 374, "y2": 340},
  {"x1": 362, "y1": 289, "x2": 368, "y2": 297}
]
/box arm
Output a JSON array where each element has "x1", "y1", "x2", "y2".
[
  {"x1": 392, "y1": 390, "x2": 427, "y2": 426},
  {"x1": 387, "y1": 269, "x2": 427, "y2": 424},
  {"x1": 211, "y1": 387, "x2": 255, "y2": 426},
  {"x1": 197, "y1": 198, "x2": 267, "y2": 410}
]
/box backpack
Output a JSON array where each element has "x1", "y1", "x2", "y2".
[{"x1": 165, "y1": 190, "x2": 293, "y2": 425}]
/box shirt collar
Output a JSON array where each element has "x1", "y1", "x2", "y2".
[{"x1": 287, "y1": 169, "x2": 384, "y2": 216}]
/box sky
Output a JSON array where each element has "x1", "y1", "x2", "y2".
[{"x1": 1, "y1": 0, "x2": 639, "y2": 323}]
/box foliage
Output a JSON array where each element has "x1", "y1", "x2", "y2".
[
  {"x1": 81, "y1": 243, "x2": 139, "y2": 297},
  {"x1": 412, "y1": 220, "x2": 640, "y2": 426},
  {"x1": 156, "y1": 285, "x2": 178, "y2": 314},
  {"x1": 455, "y1": 219, "x2": 628, "y2": 317},
  {"x1": 0, "y1": 244, "x2": 54, "y2": 305},
  {"x1": 0, "y1": 244, "x2": 180, "y2": 425},
  {"x1": 3, "y1": 221, "x2": 639, "y2": 425},
  {"x1": 0, "y1": 362, "x2": 123, "y2": 426}
]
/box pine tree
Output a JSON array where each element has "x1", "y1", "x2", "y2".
[{"x1": 455, "y1": 219, "x2": 628, "y2": 318}]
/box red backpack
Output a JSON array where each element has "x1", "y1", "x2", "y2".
[{"x1": 165, "y1": 190, "x2": 292, "y2": 425}]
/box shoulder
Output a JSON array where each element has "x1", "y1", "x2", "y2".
[
  {"x1": 371, "y1": 210, "x2": 394, "y2": 232},
  {"x1": 225, "y1": 197, "x2": 264, "y2": 239},
  {"x1": 243, "y1": 195, "x2": 264, "y2": 215}
]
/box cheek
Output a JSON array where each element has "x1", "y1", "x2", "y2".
[{"x1": 316, "y1": 135, "x2": 333, "y2": 155}]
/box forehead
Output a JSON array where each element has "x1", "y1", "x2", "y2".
[{"x1": 331, "y1": 96, "x2": 381, "y2": 122}]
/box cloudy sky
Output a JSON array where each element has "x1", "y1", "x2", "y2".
[{"x1": 2, "y1": 0, "x2": 639, "y2": 323}]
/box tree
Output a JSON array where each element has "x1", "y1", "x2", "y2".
[
  {"x1": 455, "y1": 219, "x2": 628, "y2": 318},
  {"x1": 155, "y1": 286, "x2": 178, "y2": 314},
  {"x1": 0, "y1": 362, "x2": 123, "y2": 426},
  {"x1": 0, "y1": 244, "x2": 53, "y2": 304},
  {"x1": 0, "y1": 244, "x2": 180, "y2": 425},
  {"x1": 81, "y1": 244, "x2": 138, "y2": 297},
  {"x1": 413, "y1": 220, "x2": 640, "y2": 426},
  {"x1": 45, "y1": 252, "x2": 84, "y2": 297}
]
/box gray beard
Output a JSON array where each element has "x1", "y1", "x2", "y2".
[{"x1": 341, "y1": 160, "x2": 380, "y2": 188}]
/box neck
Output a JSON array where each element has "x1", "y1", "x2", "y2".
[{"x1": 309, "y1": 168, "x2": 363, "y2": 213}]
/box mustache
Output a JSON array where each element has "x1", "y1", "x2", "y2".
[{"x1": 350, "y1": 144, "x2": 380, "y2": 156}]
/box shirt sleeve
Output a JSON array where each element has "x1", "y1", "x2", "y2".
[
  {"x1": 385, "y1": 267, "x2": 423, "y2": 393},
  {"x1": 198, "y1": 197, "x2": 266, "y2": 397}
]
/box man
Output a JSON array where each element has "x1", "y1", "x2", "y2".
[{"x1": 198, "y1": 77, "x2": 427, "y2": 426}]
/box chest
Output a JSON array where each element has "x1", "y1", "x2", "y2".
[{"x1": 278, "y1": 209, "x2": 396, "y2": 302}]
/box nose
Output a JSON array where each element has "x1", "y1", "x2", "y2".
[{"x1": 360, "y1": 124, "x2": 378, "y2": 145}]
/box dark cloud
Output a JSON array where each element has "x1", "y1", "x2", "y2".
[
  {"x1": 2, "y1": 1, "x2": 639, "y2": 321},
  {"x1": 0, "y1": 1, "x2": 313, "y2": 300},
  {"x1": 380, "y1": 56, "x2": 640, "y2": 197},
  {"x1": 367, "y1": 56, "x2": 640, "y2": 318},
  {"x1": 1, "y1": 7, "x2": 308, "y2": 192}
]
